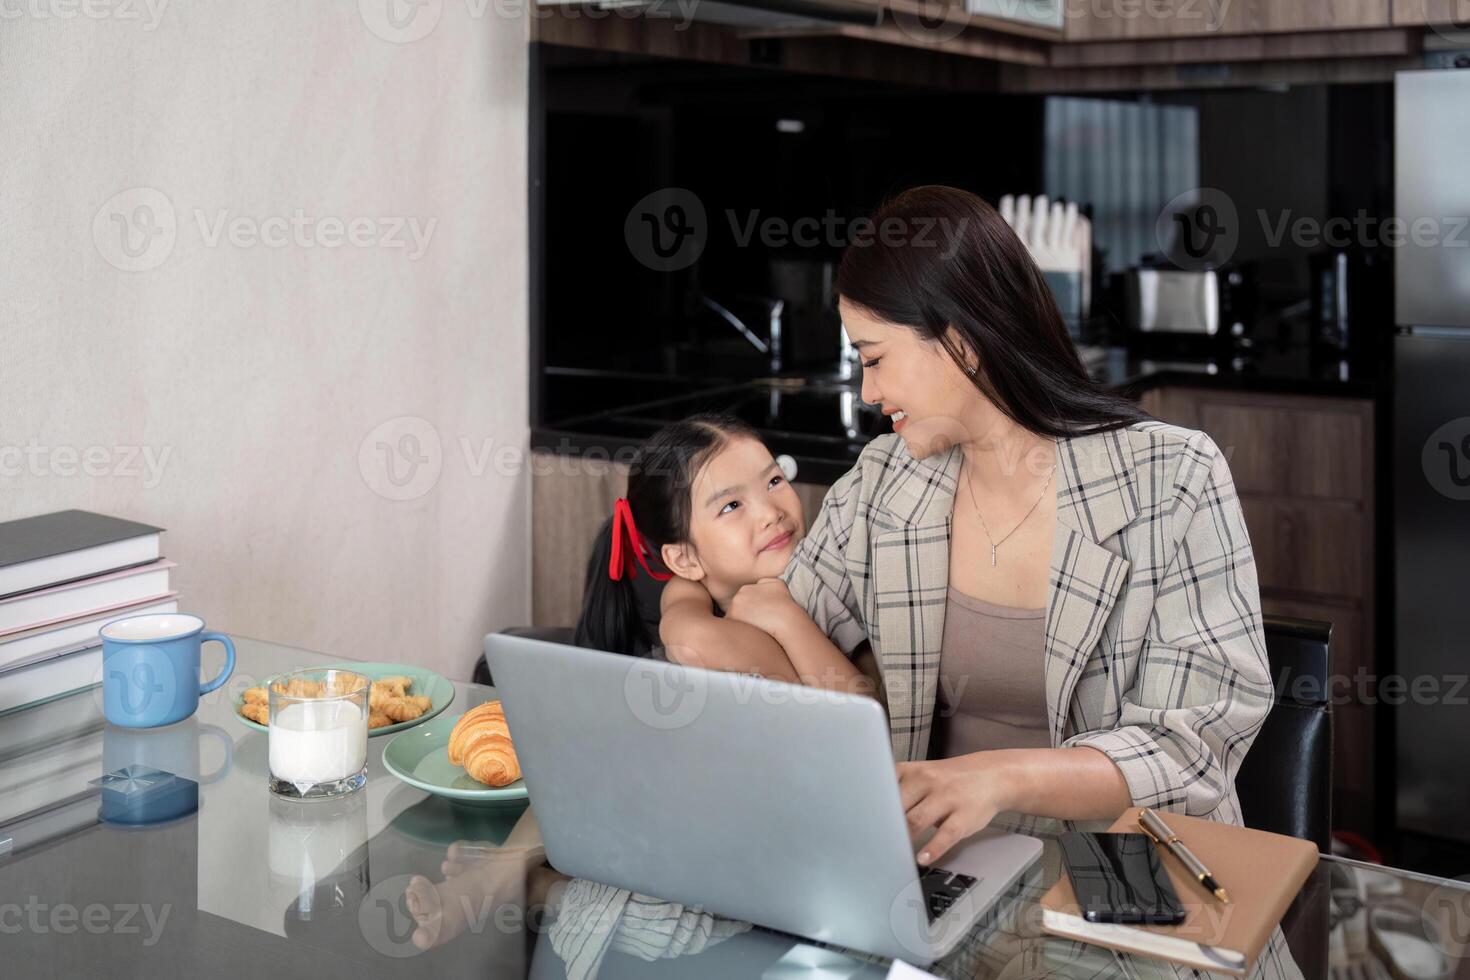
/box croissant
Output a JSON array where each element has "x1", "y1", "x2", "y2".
[
  {"x1": 244, "y1": 674, "x2": 429, "y2": 729},
  {"x1": 380, "y1": 694, "x2": 432, "y2": 723},
  {"x1": 448, "y1": 701, "x2": 521, "y2": 787},
  {"x1": 369, "y1": 679, "x2": 408, "y2": 703}
]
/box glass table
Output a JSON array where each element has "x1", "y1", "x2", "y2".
[{"x1": 2, "y1": 636, "x2": 1468, "y2": 980}]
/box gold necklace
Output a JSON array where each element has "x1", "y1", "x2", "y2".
[{"x1": 963, "y1": 460, "x2": 1057, "y2": 567}]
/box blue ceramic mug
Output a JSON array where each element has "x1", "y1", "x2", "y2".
[{"x1": 99, "y1": 614, "x2": 236, "y2": 728}]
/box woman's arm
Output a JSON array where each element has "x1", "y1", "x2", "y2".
[
  {"x1": 898, "y1": 747, "x2": 1130, "y2": 864},
  {"x1": 1059, "y1": 432, "x2": 1274, "y2": 817},
  {"x1": 779, "y1": 462, "x2": 873, "y2": 657},
  {"x1": 657, "y1": 577, "x2": 801, "y2": 682}
]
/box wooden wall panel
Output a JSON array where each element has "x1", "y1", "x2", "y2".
[{"x1": 1142, "y1": 385, "x2": 1378, "y2": 840}]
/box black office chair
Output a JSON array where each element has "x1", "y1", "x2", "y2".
[
  {"x1": 1236, "y1": 615, "x2": 1334, "y2": 850},
  {"x1": 474, "y1": 626, "x2": 574, "y2": 686},
  {"x1": 1235, "y1": 614, "x2": 1334, "y2": 980}
]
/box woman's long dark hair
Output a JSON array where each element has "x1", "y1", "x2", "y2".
[
  {"x1": 836, "y1": 185, "x2": 1150, "y2": 436},
  {"x1": 573, "y1": 413, "x2": 760, "y2": 657}
]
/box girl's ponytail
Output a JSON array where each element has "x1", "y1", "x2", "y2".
[{"x1": 572, "y1": 516, "x2": 651, "y2": 656}]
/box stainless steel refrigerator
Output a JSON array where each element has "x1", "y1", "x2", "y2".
[{"x1": 1393, "y1": 68, "x2": 1470, "y2": 845}]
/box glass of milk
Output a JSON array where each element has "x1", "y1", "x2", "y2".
[{"x1": 267, "y1": 669, "x2": 370, "y2": 801}]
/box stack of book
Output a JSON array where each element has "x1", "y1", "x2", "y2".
[{"x1": 0, "y1": 510, "x2": 176, "y2": 715}]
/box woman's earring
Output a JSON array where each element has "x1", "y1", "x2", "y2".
[{"x1": 777, "y1": 454, "x2": 798, "y2": 482}]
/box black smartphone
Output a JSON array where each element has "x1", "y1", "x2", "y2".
[{"x1": 1058, "y1": 831, "x2": 1187, "y2": 925}]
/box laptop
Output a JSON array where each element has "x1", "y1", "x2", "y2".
[{"x1": 484, "y1": 633, "x2": 1043, "y2": 965}]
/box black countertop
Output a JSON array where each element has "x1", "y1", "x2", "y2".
[{"x1": 534, "y1": 336, "x2": 1386, "y2": 485}]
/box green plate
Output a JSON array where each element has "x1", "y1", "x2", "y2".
[
  {"x1": 381, "y1": 709, "x2": 528, "y2": 808},
  {"x1": 230, "y1": 662, "x2": 455, "y2": 738}
]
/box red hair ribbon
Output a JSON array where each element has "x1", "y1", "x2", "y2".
[{"x1": 608, "y1": 498, "x2": 673, "y2": 582}]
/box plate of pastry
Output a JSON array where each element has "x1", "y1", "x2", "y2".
[
  {"x1": 381, "y1": 701, "x2": 527, "y2": 808},
  {"x1": 231, "y1": 662, "x2": 455, "y2": 737}
]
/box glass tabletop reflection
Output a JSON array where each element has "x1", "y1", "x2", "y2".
[{"x1": 2, "y1": 635, "x2": 1468, "y2": 980}]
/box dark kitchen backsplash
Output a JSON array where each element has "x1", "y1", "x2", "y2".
[{"x1": 532, "y1": 43, "x2": 1393, "y2": 426}]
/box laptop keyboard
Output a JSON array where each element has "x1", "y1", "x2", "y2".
[{"x1": 918, "y1": 867, "x2": 978, "y2": 922}]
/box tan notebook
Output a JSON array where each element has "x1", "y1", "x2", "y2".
[{"x1": 1039, "y1": 807, "x2": 1319, "y2": 975}]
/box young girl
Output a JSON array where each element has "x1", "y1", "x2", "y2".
[
  {"x1": 573, "y1": 413, "x2": 870, "y2": 694},
  {"x1": 402, "y1": 416, "x2": 877, "y2": 962}
]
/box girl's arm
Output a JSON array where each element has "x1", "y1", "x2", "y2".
[
  {"x1": 657, "y1": 578, "x2": 801, "y2": 682},
  {"x1": 725, "y1": 578, "x2": 876, "y2": 698}
]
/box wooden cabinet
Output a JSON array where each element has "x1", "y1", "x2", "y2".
[
  {"x1": 1063, "y1": 0, "x2": 1392, "y2": 41},
  {"x1": 970, "y1": 0, "x2": 1064, "y2": 30},
  {"x1": 1392, "y1": 0, "x2": 1470, "y2": 24},
  {"x1": 529, "y1": 452, "x2": 628, "y2": 631},
  {"x1": 1140, "y1": 386, "x2": 1378, "y2": 838}
]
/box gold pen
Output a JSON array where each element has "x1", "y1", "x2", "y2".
[{"x1": 1138, "y1": 807, "x2": 1231, "y2": 904}]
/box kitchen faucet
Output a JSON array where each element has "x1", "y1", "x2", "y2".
[{"x1": 697, "y1": 294, "x2": 785, "y2": 375}]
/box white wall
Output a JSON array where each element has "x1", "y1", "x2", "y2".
[{"x1": 0, "y1": 1, "x2": 530, "y2": 680}]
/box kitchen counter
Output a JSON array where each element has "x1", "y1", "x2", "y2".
[{"x1": 534, "y1": 338, "x2": 1386, "y2": 485}]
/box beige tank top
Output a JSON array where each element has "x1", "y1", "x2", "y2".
[{"x1": 931, "y1": 587, "x2": 1051, "y2": 759}]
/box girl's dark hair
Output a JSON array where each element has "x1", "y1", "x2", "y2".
[
  {"x1": 573, "y1": 413, "x2": 760, "y2": 657},
  {"x1": 836, "y1": 185, "x2": 1150, "y2": 437}
]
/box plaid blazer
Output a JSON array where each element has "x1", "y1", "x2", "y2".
[{"x1": 781, "y1": 422, "x2": 1276, "y2": 826}]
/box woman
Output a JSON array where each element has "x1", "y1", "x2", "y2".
[
  {"x1": 776, "y1": 185, "x2": 1296, "y2": 977},
  {"x1": 532, "y1": 186, "x2": 1296, "y2": 980}
]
